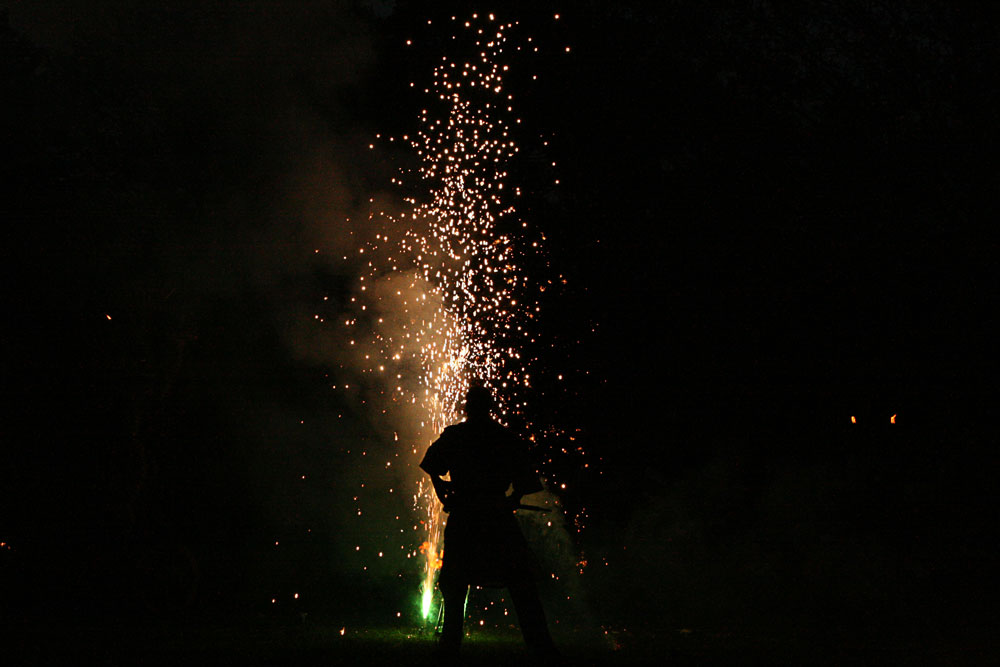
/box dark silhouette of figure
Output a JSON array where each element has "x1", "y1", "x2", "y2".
[{"x1": 420, "y1": 386, "x2": 557, "y2": 659}]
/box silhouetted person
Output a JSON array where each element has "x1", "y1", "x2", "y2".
[{"x1": 420, "y1": 386, "x2": 557, "y2": 659}]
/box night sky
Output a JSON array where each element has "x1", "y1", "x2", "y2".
[{"x1": 3, "y1": 0, "x2": 996, "y2": 650}]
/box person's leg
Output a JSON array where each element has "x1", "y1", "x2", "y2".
[
  {"x1": 439, "y1": 582, "x2": 468, "y2": 653},
  {"x1": 508, "y1": 579, "x2": 557, "y2": 655}
]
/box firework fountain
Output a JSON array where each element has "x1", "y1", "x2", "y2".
[{"x1": 327, "y1": 12, "x2": 583, "y2": 626}]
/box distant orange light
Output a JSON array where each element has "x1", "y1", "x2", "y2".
[
  {"x1": 890, "y1": 414, "x2": 896, "y2": 424},
  {"x1": 851, "y1": 416, "x2": 857, "y2": 424}
]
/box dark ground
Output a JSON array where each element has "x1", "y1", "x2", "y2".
[{"x1": 8, "y1": 619, "x2": 1000, "y2": 666}]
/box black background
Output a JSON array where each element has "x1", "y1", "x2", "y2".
[{"x1": 2, "y1": 0, "x2": 996, "y2": 646}]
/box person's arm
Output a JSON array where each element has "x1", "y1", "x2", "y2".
[
  {"x1": 510, "y1": 475, "x2": 543, "y2": 507},
  {"x1": 429, "y1": 475, "x2": 455, "y2": 512},
  {"x1": 420, "y1": 430, "x2": 456, "y2": 511}
]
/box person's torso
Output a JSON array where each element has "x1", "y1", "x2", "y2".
[{"x1": 441, "y1": 420, "x2": 520, "y2": 499}]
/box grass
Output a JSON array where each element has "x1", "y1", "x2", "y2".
[{"x1": 8, "y1": 616, "x2": 999, "y2": 666}]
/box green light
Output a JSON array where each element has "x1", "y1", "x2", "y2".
[{"x1": 421, "y1": 587, "x2": 433, "y2": 621}]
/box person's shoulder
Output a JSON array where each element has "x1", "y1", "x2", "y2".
[
  {"x1": 487, "y1": 420, "x2": 524, "y2": 446},
  {"x1": 437, "y1": 422, "x2": 470, "y2": 443},
  {"x1": 441, "y1": 422, "x2": 466, "y2": 436}
]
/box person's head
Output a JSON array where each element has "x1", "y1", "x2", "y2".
[{"x1": 463, "y1": 385, "x2": 494, "y2": 420}]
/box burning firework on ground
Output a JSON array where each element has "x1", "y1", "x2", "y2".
[{"x1": 306, "y1": 12, "x2": 587, "y2": 625}]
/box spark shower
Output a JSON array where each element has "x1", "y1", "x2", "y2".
[{"x1": 319, "y1": 12, "x2": 583, "y2": 624}]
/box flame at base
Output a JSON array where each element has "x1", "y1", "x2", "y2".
[
  {"x1": 417, "y1": 493, "x2": 445, "y2": 625},
  {"x1": 420, "y1": 585, "x2": 434, "y2": 622}
]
